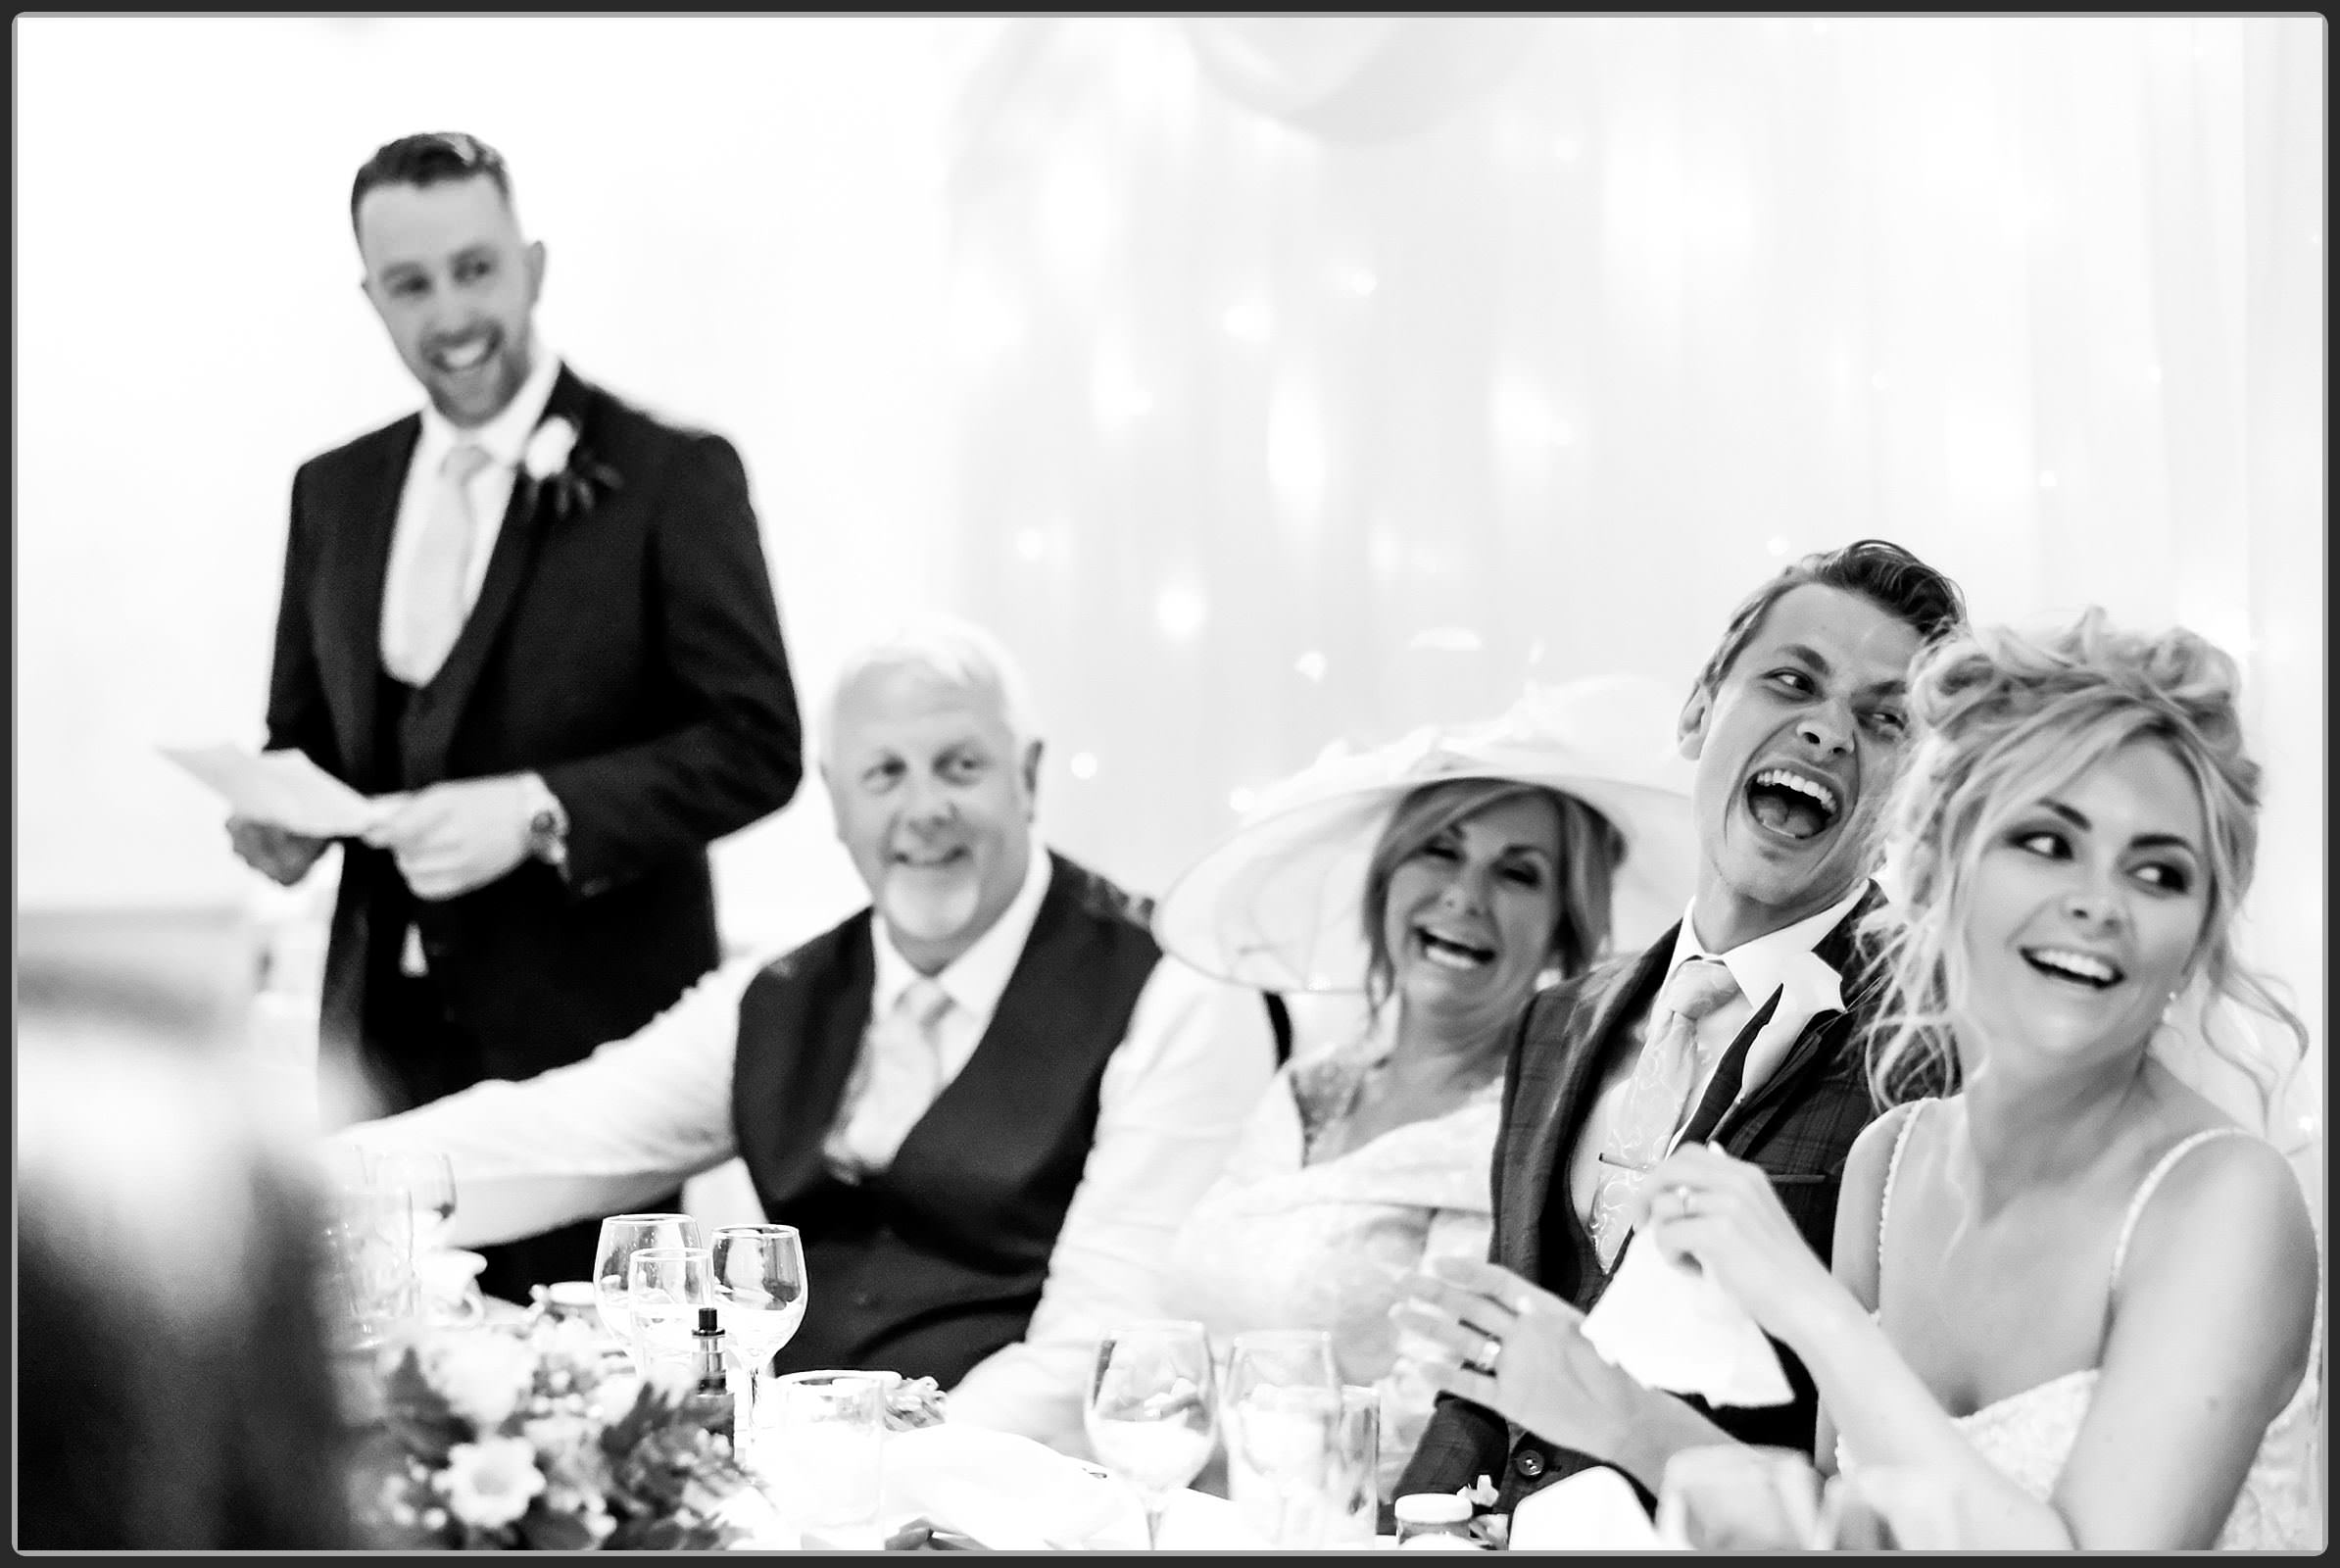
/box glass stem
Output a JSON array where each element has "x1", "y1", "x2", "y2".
[{"x1": 1143, "y1": 1496, "x2": 1168, "y2": 1551}]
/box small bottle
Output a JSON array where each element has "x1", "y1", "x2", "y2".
[
  {"x1": 685, "y1": 1306, "x2": 735, "y2": 1448},
  {"x1": 1393, "y1": 1492, "x2": 1484, "y2": 1549}
]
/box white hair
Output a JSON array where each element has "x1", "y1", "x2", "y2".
[{"x1": 816, "y1": 613, "x2": 1045, "y2": 773}]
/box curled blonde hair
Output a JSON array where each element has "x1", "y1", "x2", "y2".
[{"x1": 1862, "y1": 609, "x2": 2306, "y2": 1110}]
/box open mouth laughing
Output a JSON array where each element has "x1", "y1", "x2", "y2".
[
  {"x1": 2020, "y1": 946, "x2": 2125, "y2": 991},
  {"x1": 1743, "y1": 764, "x2": 1842, "y2": 843},
  {"x1": 426, "y1": 329, "x2": 500, "y2": 378},
  {"x1": 1413, "y1": 925, "x2": 1496, "y2": 972}
]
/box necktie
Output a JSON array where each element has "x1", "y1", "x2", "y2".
[
  {"x1": 1587, "y1": 956, "x2": 1741, "y2": 1267},
  {"x1": 835, "y1": 976, "x2": 955, "y2": 1176},
  {"x1": 391, "y1": 442, "x2": 493, "y2": 686}
]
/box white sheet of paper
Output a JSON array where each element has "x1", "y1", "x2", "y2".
[
  {"x1": 1580, "y1": 1237, "x2": 1793, "y2": 1408},
  {"x1": 163, "y1": 745, "x2": 391, "y2": 839}
]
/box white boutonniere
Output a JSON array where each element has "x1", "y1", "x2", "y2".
[
  {"x1": 518, "y1": 416, "x2": 620, "y2": 523},
  {"x1": 520, "y1": 416, "x2": 578, "y2": 482}
]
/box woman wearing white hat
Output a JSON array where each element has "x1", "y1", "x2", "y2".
[{"x1": 1153, "y1": 676, "x2": 1697, "y2": 1499}]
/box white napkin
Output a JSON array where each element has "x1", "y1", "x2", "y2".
[
  {"x1": 1509, "y1": 1466, "x2": 1667, "y2": 1551},
  {"x1": 877, "y1": 1425, "x2": 1131, "y2": 1549},
  {"x1": 1581, "y1": 1239, "x2": 1792, "y2": 1407}
]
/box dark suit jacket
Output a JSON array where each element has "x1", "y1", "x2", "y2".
[
  {"x1": 1398, "y1": 886, "x2": 1894, "y2": 1511},
  {"x1": 264, "y1": 366, "x2": 803, "y2": 1112}
]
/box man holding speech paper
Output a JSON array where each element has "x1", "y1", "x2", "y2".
[
  {"x1": 1391, "y1": 541, "x2": 1966, "y2": 1521},
  {"x1": 234, "y1": 131, "x2": 801, "y2": 1298}
]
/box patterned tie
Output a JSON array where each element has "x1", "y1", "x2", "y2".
[
  {"x1": 835, "y1": 976, "x2": 955, "y2": 1175},
  {"x1": 390, "y1": 442, "x2": 493, "y2": 686},
  {"x1": 1587, "y1": 956, "x2": 1742, "y2": 1267}
]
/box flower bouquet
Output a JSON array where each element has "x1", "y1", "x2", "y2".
[{"x1": 347, "y1": 1314, "x2": 758, "y2": 1550}]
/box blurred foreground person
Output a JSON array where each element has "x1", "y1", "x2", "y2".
[
  {"x1": 1636, "y1": 611, "x2": 2319, "y2": 1549},
  {"x1": 20, "y1": 963, "x2": 356, "y2": 1549},
  {"x1": 1153, "y1": 677, "x2": 1694, "y2": 1496}
]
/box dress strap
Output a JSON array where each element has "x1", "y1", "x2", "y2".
[
  {"x1": 2109, "y1": 1127, "x2": 2256, "y2": 1291},
  {"x1": 1875, "y1": 1099, "x2": 1933, "y2": 1296}
]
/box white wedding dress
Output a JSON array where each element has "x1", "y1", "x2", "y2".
[
  {"x1": 1839, "y1": 1102, "x2": 2321, "y2": 1549},
  {"x1": 1164, "y1": 1036, "x2": 1503, "y2": 1498}
]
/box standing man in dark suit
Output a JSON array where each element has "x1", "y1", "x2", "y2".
[
  {"x1": 1392, "y1": 539, "x2": 1966, "y2": 1516},
  {"x1": 230, "y1": 131, "x2": 803, "y2": 1299}
]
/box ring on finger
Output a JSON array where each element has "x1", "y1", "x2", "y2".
[
  {"x1": 1674, "y1": 1185, "x2": 1699, "y2": 1220},
  {"x1": 1478, "y1": 1333, "x2": 1503, "y2": 1374}
]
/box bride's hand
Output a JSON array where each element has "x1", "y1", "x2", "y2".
[{"x1": 1633, "y1": 1144, "x2": 1842, "y2": 1346}]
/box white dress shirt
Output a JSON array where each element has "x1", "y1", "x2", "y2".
[
  {"x1": 824, "y1": 837, "x2": 1057, "y2": 1180},
  {"x1": 341, "y1": 839, "x2": 1277, "y2": 1450},
  {"x1": 1569, "y1": 882, "x2": 1867, "y2": 1225},
  {"x1": 377, "y1": 337, "x2": 561, "y2": 669}
]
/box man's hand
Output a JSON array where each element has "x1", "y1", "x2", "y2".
[
  {"x1": 226, "y1": 815, "x2": 330, "y2": 886},
  {"x1": 1393, "y1": 1255, "x2": 1694, "y2": 1484},
  {"x1": 363, "y1": 775, "x2": 536, "y2": 901}
]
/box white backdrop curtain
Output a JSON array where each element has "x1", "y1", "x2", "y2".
[{"x1": 942, "y1": 11, "x2": 2321, "y2": 1161}]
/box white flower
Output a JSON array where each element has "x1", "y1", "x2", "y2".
[
  {"x1": 437, "y1": 1436, "x2": 546, "y2": 1532},
  {"x1": 420, "y1": 1330, "x2": 538, "y2": 1431},
  {"x1": 522, "y1": 416, "x2": 579, "y2": 481}
]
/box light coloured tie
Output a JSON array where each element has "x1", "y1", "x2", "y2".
[
  {"x1": 1587, "y1": 956, "x2": 1741, "y2": 1267},
  {"x1": 392, "y1": 442, "x2": 493, "y2": 686},
  {"x1": 838, "y1": 976, "x2": 955, "y2": 1175}
]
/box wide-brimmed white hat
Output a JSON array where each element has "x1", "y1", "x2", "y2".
[{"x1": 1154, "y1": 675, "x2": 1698, "y2": 994}]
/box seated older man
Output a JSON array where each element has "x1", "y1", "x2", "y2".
[{"x1": 340, "y1": 614, "x2": 1277, "y2": 1449}]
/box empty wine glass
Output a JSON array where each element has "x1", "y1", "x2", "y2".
[
  {"x1": 625, "y1": 1246, "x2": 715, "y2": 1378},
  {"x1": 1085, "y1": 1320, "x2": 1217, "y2": 1551},
  {"x1": 708, "y1": 1224, "x2": 808, "y2": 1454},
  {"x1": 592, "y1": 1213, "x2": 703, "y2": 1365},
  {"x1": 1222, "y1": 1329, "x2": 1341, "y2": 1548}
]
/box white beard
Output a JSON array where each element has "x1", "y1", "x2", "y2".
[{"x1": 880, "y1": 868, "x2": 982, "y2": 946}]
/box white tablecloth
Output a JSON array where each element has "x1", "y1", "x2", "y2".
[{"x1": 729, "y1": 1424, "x2": 1355, "y2": 1550}]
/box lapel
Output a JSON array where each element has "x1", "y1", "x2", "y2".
[
  {"x1": 752, "y1": 918, "x2": 879, "y2": 1207},
  {"x1": 1506, "y1": 929, "x2": 1677, "y2": 1282},
  {"x1": 1676, "y1": 987, "x2": 1784, "y2": 1149},
  {"x1": 1702, "y1": 882, "x2": 1886, "y2": 1149},
  {"x1": 315, "y1": 416, "x2": 419, "y2": 788},
  {"x1": 403, "y1": 367, "x2": 598, "y2": 781}
]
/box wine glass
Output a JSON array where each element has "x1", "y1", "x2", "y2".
[
  {"x1": 1085, "y1": 1320, "x2": 1217, "y2": 1551},
  {"x1": 708, "y1": 1224, "x2": 808, "y2": 1452},
  {"x1": 1221, "y1": 1329, "x2": 1341, "y2": 1548},
  {"x1": 625, "y1": 1246, "x2": 715, "y2": 1377},
  {"x1": 1655, "y1": 1444, "x2": 1826, "y2": 1549},
  {"x1": 375, "y1": 1150, "x2": 457, "y2": 1253},
  {"x1": 592, "y1": 1213, "x2": 703, "y2": 1364}
]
